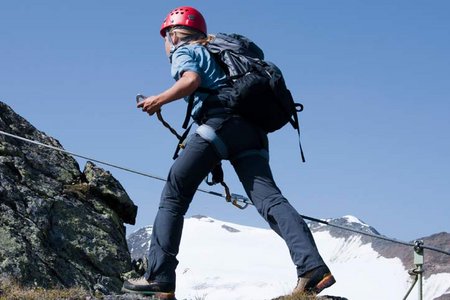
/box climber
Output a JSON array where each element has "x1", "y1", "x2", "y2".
[{"x1": 122, "y1": 6, "x2": 335, "y2": 298}]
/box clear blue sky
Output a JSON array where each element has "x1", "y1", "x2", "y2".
[{"x1": 1, "y1": 1, "x2": 449, "y2": 241}]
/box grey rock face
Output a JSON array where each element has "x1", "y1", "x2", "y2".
[{"x1": 0, "y1": 101, "x2": 137, "y2": 293}]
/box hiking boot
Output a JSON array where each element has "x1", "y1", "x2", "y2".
[
  {"x1": 294, "y1": 265, "x2": 336, "y2": 295},
  {"x1": 122, "y1": 277, "x2": 175, "y2": 299}
]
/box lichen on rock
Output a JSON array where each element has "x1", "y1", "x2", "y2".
[{"x1": 0, "y1": 101, "x2": 138, "y2": 294}]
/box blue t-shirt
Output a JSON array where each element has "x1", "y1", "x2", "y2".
[{"x1": 171, "y1": 44, "x2": 227, "y2": 119}]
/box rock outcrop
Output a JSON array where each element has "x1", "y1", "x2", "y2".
[{"x1": 0, "y1": 101, "x2": 137, "y2": 294}]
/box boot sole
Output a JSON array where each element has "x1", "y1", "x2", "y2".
[
  {"x1": 313, "y1": 273, "x2": 336, "y2": 294},
  {"x1": 121, "y1": 287, "x2": 176, "y2": 299}
]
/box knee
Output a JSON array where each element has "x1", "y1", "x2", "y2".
[
  {"x1": 159, "y1": 182, "x2": 192, "y2": 217},
  {"x1": 257, "y1": 196, "x2": 289, "y2": 221}
]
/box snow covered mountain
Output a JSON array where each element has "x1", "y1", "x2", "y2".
[{"x1": 127, "y1": 215, "x2": 450, "y2": 300}]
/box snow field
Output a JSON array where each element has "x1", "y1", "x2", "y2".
[{"x1": 167, "y1": 217, "x2": 448, "y2": 300}]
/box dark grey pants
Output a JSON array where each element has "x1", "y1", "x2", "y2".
[{"x1": 145, "y1": 116, "x2": 326, "y2": 284}]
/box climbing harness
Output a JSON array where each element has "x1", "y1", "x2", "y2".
[{"x1": 136, "y1": 94, "x2": 247, "y2": 209}]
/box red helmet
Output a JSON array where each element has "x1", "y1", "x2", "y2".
[{"x1": 160, "y1": 6, "x2": 207, "y2": 37}]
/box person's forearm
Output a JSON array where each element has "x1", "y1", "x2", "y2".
[
  {"x1": 137, "y1": 71, "x2": 201, "y2": 115},
  {"x1": 157, "y1": 71, "x2": 201, "y2": 105}
]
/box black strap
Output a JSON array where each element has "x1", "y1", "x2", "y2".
[
  {"x1": 205, "y1": 163, "x2": 224, "y2": 186},
  {"x1": 292, "y1": 103, "x2": 306, "y2": 163},
  {"x1": 172, "y1": 122, "x2": 193, "y2": 160},
  {"x1": 182, "y1": 94, "x2": 195, "y2": 129},
  {"x1": 182, "y1": 88, "x2": 219, "y2": 128},
  {"x1": 197, "y1": 86, "x2": 218, "y2": 94},
  {"x1": 204, "y1": 163, "x2": 240, "y2": 209}
]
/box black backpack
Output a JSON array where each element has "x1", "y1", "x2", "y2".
[{"x1": 184, "y1": 33, "x2": 305, "y2": 162}]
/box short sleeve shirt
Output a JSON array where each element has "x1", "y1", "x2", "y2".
[{"x1": 171, "y1": 44, "x2": 227, "y2": 118}]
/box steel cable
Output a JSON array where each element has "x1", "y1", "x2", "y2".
[{"x1": 1, "y1": 129, "x2": 449, "y2": 257}]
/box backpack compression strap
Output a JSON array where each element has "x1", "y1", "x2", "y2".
[{"x1": 292, "y1": 103, "x2": 306, "y2": 163}]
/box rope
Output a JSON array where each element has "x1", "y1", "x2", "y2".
[
  {"x1": 156, "y1": 110, "x2": 183, "y2": 141},
  {"x1": 299, "y1": 215, "x2": 413, "y2": 247},
  {"x1": 299, "y1": 214, "x2": 450, "y2": 256},
  {"x1": 1, "y1": 129, "x2": 449, "y2": 257},
  {"x1": 0, "y1": 129, "x2": 222, "y2": 199},
  {"x1": 136, "y1": 94, "x2": 183, "y2": 141}
]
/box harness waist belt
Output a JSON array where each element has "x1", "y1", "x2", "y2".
[
  {"x1": 196, "y1": 124, "x2": 229, "y2": 159},
  {"x1": 196, "y1": 125, "x2": 269, "y2": 162}
]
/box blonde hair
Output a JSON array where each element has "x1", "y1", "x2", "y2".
[{"x1": 169, "y1": 27, "x2": 214, "y2": 46}]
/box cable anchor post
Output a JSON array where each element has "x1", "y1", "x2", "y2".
[
  {"x1": 413, "y1": 240, "x2": 424, "y2": 300},
  {"x1": 403, "y1": 240, "x2": 424, "y2": 300}
]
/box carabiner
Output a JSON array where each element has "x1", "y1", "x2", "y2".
[
  {"x1": 231, "y1": 199, "x2": 249, "y2": 210},
  {"x1": 230, "y1": 193, "x2": 251, "y2": 210},
  {"x1": 136, "y1": 94, "x2": 146, "y2": 103}
]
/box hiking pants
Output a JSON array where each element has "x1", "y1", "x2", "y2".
[{"x1": 145, "y1": 116, "x2": 326, "y2": 284}]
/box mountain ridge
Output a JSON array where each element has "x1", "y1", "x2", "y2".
[{"x1": 127, "y1": 215, "x2": 450, "y2": 300}]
